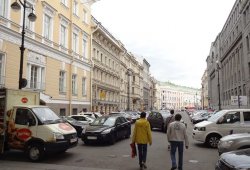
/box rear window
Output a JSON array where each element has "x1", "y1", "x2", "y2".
[{"x1": 243, "y1": 112, "x2": 250, "y2": 124}]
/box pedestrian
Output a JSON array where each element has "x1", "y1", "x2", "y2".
[
  {"x1": 166, "y1": 109, "x2": 175, "y2": 150},
  {"x1": 132, "y1": 112, "x2": 152, "y2": 170},
  {"x1": 167, "y1": 113, "x2": 189, "y2": 170}
]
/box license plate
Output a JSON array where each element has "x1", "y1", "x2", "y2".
[
  {"x1": 87, "y1": 136, "x2": 97, "y2": 140},
  {"x1": 70, "y1": 138, "x2": 77, "y2": 143}
]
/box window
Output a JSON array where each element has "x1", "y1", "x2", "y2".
[
  {"x1": 60, "y1": 108, "x2": 66, "y2": 116},
  {"x1": 0, "y1": 53, "x2": 5, "y2": 86},
  {"x1": 61, "y1": 0, "x2": 67, "y2": 6},
  {"x1": 82, "y1": 36, "x2": 88, "y2": 58},
  {"x1": 72, "y1": 74, "x2": 77, "y2": 95},
  {"x1": 60, "y1": 24, "x2": 67, "y2": 47},
  {"x1": 243, "y1": 112, "x2": 250, "y2": 123},
  {"x1": 72, "y1": 108, "x2": 78, "y2": 115},
  {"x1": 0, "y1": 0, "x2": 8, "y2": 17},
  {"x1": 15, "y1": 109, "x2": 36, "y2": 126},
  {"x1": 220, "y1": 112, "x2": 240, "y2": 124},
  {"x1": 73, "y1": 0, "x2": 78, "y2": 16},
  {"x1": 83, "y1": 9, "x2": 88, "y2": 24},
  {"x1": 246, "y1": 36, "x2": 250, "y2": 52},
  {"x1": 24, "y1": 2, "x2": 33, "y2": 30},
  {"x1": 27, "y1": 64, "x2": 45, "y2": 90},
  {"x1": 44, "y1": 14, "x2": 52, "y2": 40},
  {"x1": 59, "y1": 71, "x2": 66, "y2": 94},
  {"x1": 82, "y1": 77, "x2": 86, "y2": 96},
  {"x1": 72, "y1": 32, "x2": 79, "y2": 53}
]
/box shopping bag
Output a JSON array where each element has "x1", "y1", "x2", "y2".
[{"x1": 130, "y1": 143, "x2": 137, "y2": 158}]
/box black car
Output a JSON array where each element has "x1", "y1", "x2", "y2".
[
  {"x1": 61, "y1": 116, "x2": 86, "y2": 137},
  {"x1": 147, "y1": 110, "x2": 170, "y2": 132},
  {"x1": 81, "y1": 115, "x2": 131, "y2": 145},
  {"x1": 215, "y1": 148, "x2": 250, "y2": 170}
]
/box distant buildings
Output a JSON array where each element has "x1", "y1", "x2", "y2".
[{"x1": 159, "y1": 82, "x2": 201, "y2": 110}]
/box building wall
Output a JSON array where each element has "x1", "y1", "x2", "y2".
[
  {"x1": 206, "y1": 0, "x2": 250, "y2": 110},
  {"x1": 0, "y1": 0, "x2": 94, "y2": 115}
]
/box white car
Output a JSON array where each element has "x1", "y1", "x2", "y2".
[
  {"x1": 192, "y1": 109, "x2": 250, "y2": 148},
  {"x1": 79, "y1": 112, "x2": 102, "y2": 118},
  {"x1": 68, "y1": 115, "x2": 95, "y2": 125}
]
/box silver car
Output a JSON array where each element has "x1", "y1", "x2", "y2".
[{"x1": 218, "y1": 133, "x2": 250, "y2": 155}]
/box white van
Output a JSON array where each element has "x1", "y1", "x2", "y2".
[
  {"x1": 0, "y1": 89, "x2": 78, "y2": 161},
  {"x1": 192, "y1": 109, "x2": 250, "y2": 148}
]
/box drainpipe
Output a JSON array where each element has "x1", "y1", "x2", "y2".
[{"x1": 90, "y1": 21, "x2": 99, "y2": 111}]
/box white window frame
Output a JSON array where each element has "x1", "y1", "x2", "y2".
[
  {"x1": 44, "y1": 14, "x2": 52, "y2": 40},
  {"x1": 61, "y1": 0, "x2": 68, "y2": 7},
  {"x1": 0, "y1": 53, "x2": 6, "y2": 86},
  {"x1": 27, "y1": 64, "x2": 45, "y2": 90},
  {"x1": 0, "y1": 0, "x2": 9, "y2": 18},
  {"x1": 42, "y1": 2, "x2": 56, "y2": 43},
  {"x1": 72, "y1": 27, "x2": 80, "y2": 53},
  {"x1": 83, "y1": 9, "x2": 88, "y2": 24},
  {"x1": 82, "y1": 77, "x2": 86, "y2": 96},
  {"x1": 59, "y1": 70, "x2": 66, "y2": 94},
  {"x1": 73, "y1": 0, "x2": 79, "y2": 16},
  {"x1": 82, "y1": 34, "x2": 88, "y2": 58},
  {"x1": 72, "y1": 74, "x2": 77, "y2": 95}
]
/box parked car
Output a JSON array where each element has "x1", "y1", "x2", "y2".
[
  {"x1": 126, "y1": 111, "x2": 140, "y2": 123},
  {"x1": 215, "y1": 148, "x2": 250, "y2": 170},
  {"x1": 218, "y1": 133, "x2": 250, "y2": 155},
  {"x1": 79, "y1": 112, "x2": 102, "y2": 119},
  {"x1": 192, "y1": 111, "x2": 213, "y2": 124},
  {"x1": 193, "y1": 109, "x2": 250, "y2": 148},
  {"x1": 68, "y1": 115, "x2": 95, "y2": 125},
  {"x1": 61, "y1": 116, "x2": 86, "y2": 137},
  {"x1": 110, "y1": 112, "x2": 132, "y2": 123},
  {"x1": 147, "y1": 110, "x2": 170, "y2": 132},
  {"x1": 81, "y1": 115, "x2": 131, "y2": 145}
]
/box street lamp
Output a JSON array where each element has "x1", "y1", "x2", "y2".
[
  {"x1": 11, "y1": 0, "x2": 37, "y2": 89},
  {"x1": 126, "y1": 69, "x2": 132, "y2": 111},
  {"x1": 216, "y1": 60, "x2": 221, "y2": 110}
]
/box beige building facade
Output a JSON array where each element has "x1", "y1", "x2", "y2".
[{"x1": 0, "y1": 0, "x2": 96, "y2": 115}]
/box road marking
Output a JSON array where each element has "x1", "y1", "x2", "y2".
[
  {"x1": 122, "y1": 155, "x2": 130, "y2": 157},
  {"x1": 189, "y1": 160, "x2": 199, "y2": 163}
]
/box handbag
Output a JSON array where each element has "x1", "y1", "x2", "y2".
[{"x1": 130, "y1": 143, "x2": 137, "y2": 158}]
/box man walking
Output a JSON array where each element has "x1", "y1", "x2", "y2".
[
  {"x1": 167, "y1": 113, "x2": 189, "y2": 170},
  {"x1": 132, "y1": 112, "x2": 152, "y2": 170},
  {"x1": 166, "y1": 109, "x2": 175, "y2": 150}
]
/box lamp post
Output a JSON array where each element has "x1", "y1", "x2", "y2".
[
  {"x1": 216, "y1": 60, "x2": 221, "y2": 110},
  {"x1": 11, "y1": 0, "x2": 37, "y2": 89},
  {"x1": 126, "y1": 69, "x2": 132, "y2": 111}
]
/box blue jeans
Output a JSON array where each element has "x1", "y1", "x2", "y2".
[
  {"x1": 170, "y1": 141, "x2": 184, "y2": 170},
  {"x1": 137, "y1": 144, "x2": 148, "y2": 167}
]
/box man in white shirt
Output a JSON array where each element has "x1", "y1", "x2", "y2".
[{"x1": 167, "y1": 114, "x2": 189, "y2": 170}]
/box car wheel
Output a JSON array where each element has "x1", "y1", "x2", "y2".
[
  {"x1": 84, "y1": 140, "x2": 90, "y2": 145},
  {"x1": 26, "y1": 143, "x2": 45, "y2": 162},
  {"x1": 206, "y1": 134, "x2": 221, "y2": 148}
]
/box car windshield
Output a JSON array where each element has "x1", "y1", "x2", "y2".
[
  {"x1": 91, "y1": 117, "x2": 116, "y2": 126},
  {"x1": 207, "y1": 110, "x2": 227, "y2": 122},
  {"x1": 32, "y1": 107, "x2": 60, "y2": 124}
]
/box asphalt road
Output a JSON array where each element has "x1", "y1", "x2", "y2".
[{"x1": 0, "y1": 111, "x2": 219, "y2": 170}]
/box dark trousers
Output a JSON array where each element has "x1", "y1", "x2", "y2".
[
  {"x1": 170, "y1": 141, "x2": 184, "y2": 170},
  {"x1": 137, "y1": 144, "x2": 148, "y2": 167}
]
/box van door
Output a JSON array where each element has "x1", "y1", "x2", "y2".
[
  {"x1": 8, "y1": 108, "x2": 37, "y2": 150},
  {"x1": 242, "y1": 111, "x2": 250, "y2": 133},
  {"x1": 217, "y1": 111, "x2": 241, "y2": 136}
]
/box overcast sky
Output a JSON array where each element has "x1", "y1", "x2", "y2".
[{"x1": 91, "y1": 0, "x2": 236, "y2": 89}]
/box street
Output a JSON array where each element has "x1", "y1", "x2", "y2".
[{"x1": 0, "y1": 111, "x2": 219, "y2": 170}]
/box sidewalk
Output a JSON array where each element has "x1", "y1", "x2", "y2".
[{"x1": 0, "y1": 160, "x2": 114, "y2": 170}]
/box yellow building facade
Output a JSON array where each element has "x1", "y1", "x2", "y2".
[{"x1": 0, "y1": 0, "x2": 96, "y2": 115}]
